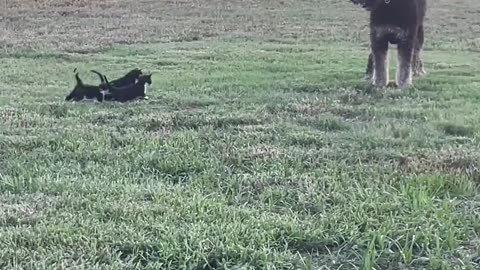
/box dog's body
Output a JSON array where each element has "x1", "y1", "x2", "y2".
[
  {"x1": 351, "y1": 0, "x2": 427, "y2": 88},
  {"x1": 91, "y1": 68, "x2": 143, "y2": 101},
  {"x1": 65, "y1": 70, "x2": 108, "y2": 102},
  {"x1": 102, "y1": 73, "x2": 152, "y2": 102}
]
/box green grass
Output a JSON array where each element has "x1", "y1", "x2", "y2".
[
  {"x1": 1, "y1": 40, "x2": 480, "y2": 269},
  {"x1": 2, "y1": 2, "x2": 480, "y2": 268}
]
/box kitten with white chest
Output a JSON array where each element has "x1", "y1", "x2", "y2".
[
  {"x1": 101, "y1": 72, "x2": 153, "y2": 102},
  {"x1": 91, "y1": 68, "x2": 146, "y2": 101},
  {"x1": 65, "y1": 69, "x2": 108, "y2": 102}
]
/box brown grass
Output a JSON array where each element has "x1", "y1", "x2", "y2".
[{"x1": 1, "y1": 0, "x2": 479, "y2": 52}]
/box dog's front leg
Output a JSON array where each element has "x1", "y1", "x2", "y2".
[
  {"x1": 371, "y1": 38, "x2": 389, "y2": 88},
  {"x1": 366, "y1": 52, "x2": 374, "y2": 82}
]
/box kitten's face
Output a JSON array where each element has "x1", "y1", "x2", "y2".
[
  {"x1": 137, "y1": 74, "x2": 152, "y2": 86},
  {"x1": 99, "y1": 83, "x2": 108, "y2": 91},
  {"x1": 142, "y1": 74, "x2": 152, "y2": 86},
  {"x1": 99, "y1": 83, "x2": 109, "y2": 96},
  {"x1": 140, "y1": 74, "x2": 152, "y2": 98}
]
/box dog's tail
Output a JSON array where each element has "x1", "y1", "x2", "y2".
[{"x1": 91, "y1": 70, "x2": 106, "y2": 84}]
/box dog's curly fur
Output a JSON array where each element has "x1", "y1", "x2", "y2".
[{"x1": 351, "y1": 0, "x2": 427, "y2": 89}]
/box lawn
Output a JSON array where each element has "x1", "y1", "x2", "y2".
[{"x1": 1, "y1": 0, "x2": 480, "y2": 269}]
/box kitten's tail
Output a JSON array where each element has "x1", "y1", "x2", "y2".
[
  {"x1": 74, "y1": 73, "x2": 84, "y2": 87},
  {"x1": 91, "y1": 70, "x2": 106, "y2": 84},
  {"x1": 103, "y1": 75, "x2": 112, "y2": 88},
  {"x1": 73, "y1": 68, "x2": 84, "y2": 87},
  {"x1": 66, "y1": 68, "x2": 81, "y2": 101}
]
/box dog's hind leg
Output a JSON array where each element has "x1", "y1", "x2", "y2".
[
  {"x1": 412, "y1": 24, "x2": 427, "y2": 76},
  {"x1": 397, "y1": 37, "x2": 415, "y2": 89},
  {"x1": 366, "y1": 52, "x2": 374, "y2": 82}
]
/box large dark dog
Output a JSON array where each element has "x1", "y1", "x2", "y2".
[{"x1": 351, "y1": 0, "x2": 427, "y2": 89}]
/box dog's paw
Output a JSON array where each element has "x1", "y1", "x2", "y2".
[
  {"x1": 413, "y1": 69, "x2": 427, "y2": 77},
  {"x1": 387, "y1": 81, "x2": 398, "y2": 88}
]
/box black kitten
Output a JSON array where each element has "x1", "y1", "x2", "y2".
[
  {"x1": 91, "y1": 68, "x2": 143, "y2": 101},
  {"x1": 103, "y1": 73, "x2": 153, "y2": 102},
  {"x1": 65, "y1": 69, "x2": 108, "y2": 102}
]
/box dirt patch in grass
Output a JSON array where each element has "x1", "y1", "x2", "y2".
[
  {"x1": 0, "y1": 193, "x2": 59, "y2": 227},
  {"x1": 396, "y1": 147, "x2": 480, "y2": 177}
]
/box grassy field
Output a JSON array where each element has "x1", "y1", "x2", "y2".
[{"x1": 1, "y1": 0, "x2": 480, "y2": 269}]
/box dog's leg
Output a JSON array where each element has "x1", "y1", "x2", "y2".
[
  {"x1": 371, "y1": 38, "x2": 389, "y2": 88},
  {"x1": 366, "y1": 52, "x2": 374, "y2": 82},
  {"x1": 412, "y1": 24, "x2": 427, "y2": 76},
  {"x1": 397, "y1": 37, "x2": 415, "y2": 89}
]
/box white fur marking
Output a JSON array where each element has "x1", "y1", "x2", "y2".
[
  {"x1": 144, "y1": 83, "x2": 149, "y2": 95},
  {"x1": 100, "y1": 90, "x2": 108, "y2": 99}
]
